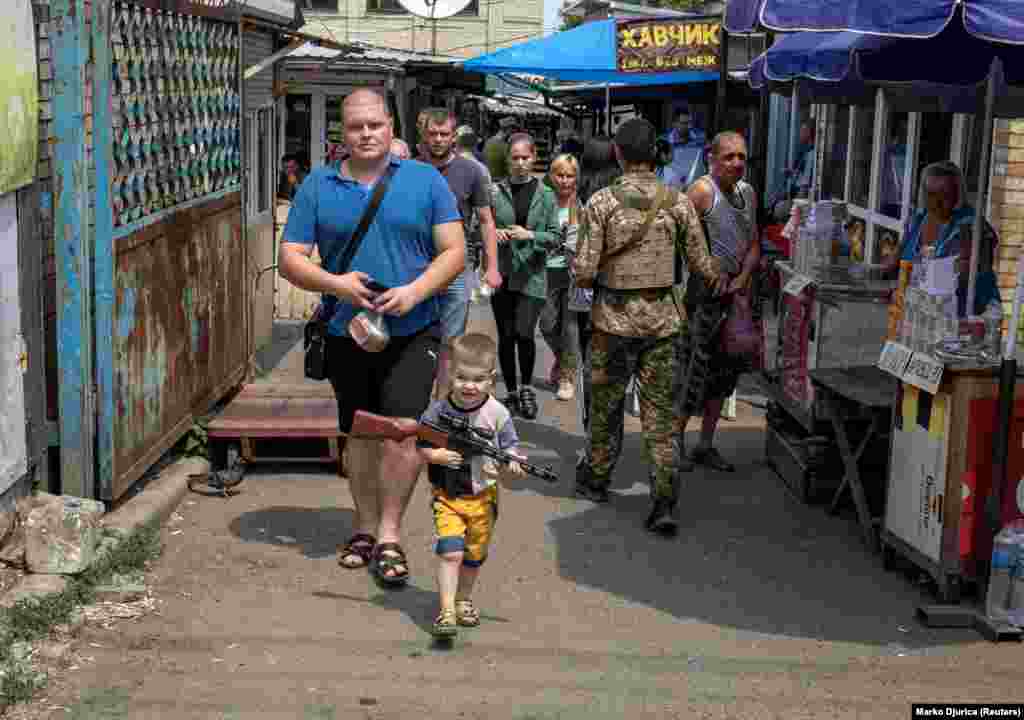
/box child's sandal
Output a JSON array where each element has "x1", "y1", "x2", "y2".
[
  {"x1": 454, "y1": 599, "x2": 480, "y2": 627},
  {"x1": 432, "y1": 609, "x2": 458, "y2": 638}
]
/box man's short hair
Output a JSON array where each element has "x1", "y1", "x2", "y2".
[
  {"x1": 709, "y1": 131, "x2": 746, "y2": 157},
  {"x1": 614, "y1": 117, "x2": 657, "y2": 164},
  {"x1": 343, "y1": 87, "x2": 391, "y2": 120},
  {"x1": 455, "y1": 125, "x2": 478, "y2": 150},
  {"x1": 507, "y1": 132, "x2": 536, "y2": 154},
  {"x1": 423, "y1": 107, "x2": 456, "y2": 130},
  {"x1": 451, "y1": 333, "x2": 497, "y2": 371}
]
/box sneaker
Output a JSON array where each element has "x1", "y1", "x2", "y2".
[
  {"x1": 691, "y1": 447, "x2": 736, "y2": 473},
  {"x1": 519, "y1": 386, "x2": 539, "y2": 420},
  {"x1": 556, "y1": 379, "x2": 575, "y2": 401},
  {"x1": 645, "y1": 498, "x2": 678, "y2": 536}
]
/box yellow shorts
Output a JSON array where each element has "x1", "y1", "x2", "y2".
[{"x1": 431, "y1": 485, "x2": 498, "y2": 567}]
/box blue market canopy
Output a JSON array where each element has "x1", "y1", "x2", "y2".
[
  {"x1": 725, "y1": 0, "x2": 1024, "y2": 43},
  {"x1": 462, "y1": 19, "x2": 719, "y2": 86},
  {"x1": 747, "y1": 18, "x2": 1024, "y2": 115}
]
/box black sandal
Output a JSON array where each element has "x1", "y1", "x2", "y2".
[
  {"x1": 370, "y1": 542, "x2": 410, "y2": 587},
  {"x1": 337, "y1": 533, "x2": 376, "y2": 569}
]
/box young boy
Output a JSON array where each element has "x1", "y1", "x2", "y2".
[{"x1": 417, "y1": 333, "x2": 526, "y2": 639}]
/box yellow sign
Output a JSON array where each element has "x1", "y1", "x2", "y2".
[{"x1": 616, "y1": 18, "x2": 721, "y2": 74}]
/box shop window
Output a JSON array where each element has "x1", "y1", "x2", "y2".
[
  {"x1": 877, "y1": 111, "x2": 909, "y2": 219},
  {"x1": 304, "y1": 0, "x2": 339, "y2": 12},
  {"x1": 820, "y1": 106, "x2": 849, "y2": 200},
  {"x1": 849, "y1": 105, "x2": 874, "y2": 210},
  {"x1": 245, "y1": 106, "x2": 274, "y2": 218},
  {"x1": 284, "y1": 94, "x2": 312, "y2": 171},
  {"x1": 367, "y1": 0, "x2": 479, "y2": 15},
  {"x1": 325, "y1": 95, "x2": 345, "y2": 167},
  {"x1": 109, "y1": 3, "x2": 240, "y2": 232}
]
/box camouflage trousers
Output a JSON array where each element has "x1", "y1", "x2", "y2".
[{"x1": 585, "y1": 331, "x2": 682, "y2": 504}]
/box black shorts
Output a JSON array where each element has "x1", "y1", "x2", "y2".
[{"x1": 327, "y1": 326, "x2": 440, "y2": 433}]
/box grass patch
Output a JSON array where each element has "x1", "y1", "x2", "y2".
[{"x1": 0, "y1": 518, "x2": 163, "y2": 707}]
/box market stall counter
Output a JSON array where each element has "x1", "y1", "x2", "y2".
[
  {"x1": 878, "y1": 354, "x2": 1024, "y2": 603},
  {"x1": 761, "y1": 261, "x2": 895, "y2": 503}
]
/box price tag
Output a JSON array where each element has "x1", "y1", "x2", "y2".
[
  {"x1": 902, "y1": 352, "x2": 945, "y2": 395},
  {"x1": 783, "y1": 273, "x2": 813, "y2": 297},
  {"x1": 877, "y1": 341, "x2": 913, "y2": 379}
]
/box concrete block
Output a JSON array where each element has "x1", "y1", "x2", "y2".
[{"x1": 23, "y1": 494, "x2": 105, "y2": 575}]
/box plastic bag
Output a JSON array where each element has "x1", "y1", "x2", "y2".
[{"x1": 719, "y1": 290, "x2": 759, "y2": 358}]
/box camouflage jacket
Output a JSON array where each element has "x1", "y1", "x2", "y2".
[{"x1": 573, "y1": 172, "x2": 720, "y2": 338}]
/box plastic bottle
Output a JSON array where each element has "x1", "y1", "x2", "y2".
[
  {"x1": 986, "y1": 522, "x2": 1024, "y2": 623},
  {"x1": 983, "y1": 300, "x2": 1004, "y2": 358},
  {"x1": 1009, "y1": 532, "x2": 1024, "y2": 627},
  {"x1": 470, "y1": 268, "x2": 494, "y2": 304}
]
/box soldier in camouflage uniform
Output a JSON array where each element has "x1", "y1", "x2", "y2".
[{"x1": 572, "y1": 118, "x2": 723, "y2": 535}]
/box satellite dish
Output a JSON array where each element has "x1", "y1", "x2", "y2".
[{"x1": 397, "y1": 0, "x2": 473, "y2": 20}]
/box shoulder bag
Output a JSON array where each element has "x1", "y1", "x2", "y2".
[{"x1": 304, "y1": 166, "x2": 395, "y2": 380}]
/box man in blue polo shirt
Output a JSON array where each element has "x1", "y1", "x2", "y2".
[{"x1": 279, "y1": 87, "x2": 465, "y2": 588}]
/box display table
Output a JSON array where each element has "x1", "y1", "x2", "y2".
[
  {"x1": 810, "y1": 367, "x2": 899, "y2": 552},
  {"x1": 762, "y1": 262, "x2": 894, "y2": 503}
]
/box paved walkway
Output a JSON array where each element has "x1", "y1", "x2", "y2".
[{"x1": 16, "y1": 306, "x2": 1020, "y2": 719}]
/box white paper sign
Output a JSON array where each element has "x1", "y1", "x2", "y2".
[
  {"x1": 902, "y1": 352, "x2": 944, "y2": 394},
  {"x1": 878, "y1": 341, "x2": 913, "y2": 379},
  {"x1": 783, "y1": 273, "x2": 813, "y2": 297}
]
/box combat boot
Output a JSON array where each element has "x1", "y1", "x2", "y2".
[
  {"x1": 645, "y1": 497, "x2": 678, "y2": 536},
  {"x1": 574, "y1": 458, "x2": 610, "y2": 503}
]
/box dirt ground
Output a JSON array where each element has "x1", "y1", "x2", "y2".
[{"x1": 5, "y1": 310, "x2": 1023, "y2": 719}]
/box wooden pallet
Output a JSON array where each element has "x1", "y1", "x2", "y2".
[{"x1": 207, "y1": 383, "x2": 343, "y2": 474}]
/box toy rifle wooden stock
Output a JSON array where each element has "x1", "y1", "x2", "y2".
[{"x1": 350, "y1": 410, "x2": 560, "y2": 483}]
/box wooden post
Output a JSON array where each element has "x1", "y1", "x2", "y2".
[{"x1": 52, "y1": 0, "x2": 95, "y2": 498}]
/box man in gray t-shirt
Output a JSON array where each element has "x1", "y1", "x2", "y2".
[{"x1": 421, "y1": 108, "x2": 501, "y2": 396}]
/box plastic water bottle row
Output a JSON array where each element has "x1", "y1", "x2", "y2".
[{"x1": 987, "y1": 520, "x2": 1024, "y2": 627}]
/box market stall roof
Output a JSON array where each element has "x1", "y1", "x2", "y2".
[
  {"x1": 724, "y1": 0, "x2": 1024, "y2": 42},
  {"x1": 462, "y1": 19, "x2": 718, "y2": 86},
  {"x1": 470, "y1": 94, "x2": 563, "y2": 119},
  {"x1": 747, "y1": 15, "x2": 1024, "y2": 115}
]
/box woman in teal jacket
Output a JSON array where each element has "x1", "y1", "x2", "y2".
[{"x1": 490, "y1": 133, "x2": 561, "y2": 419}]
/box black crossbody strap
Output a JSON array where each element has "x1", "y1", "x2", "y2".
[{"x1": 329, "y1": 164, "x2": 396, "y2": 275}]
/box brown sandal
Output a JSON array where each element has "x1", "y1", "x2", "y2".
[
  {"x1": 370, "y1": 542, "x2": 409, "y2": 587},
  {"x1": 337, "y1": 533, "x2": 376, "y2": 569}
]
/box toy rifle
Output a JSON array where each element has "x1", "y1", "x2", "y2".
[{"x1": 350, "y1": 410, "x2": 560, "y2": 483}]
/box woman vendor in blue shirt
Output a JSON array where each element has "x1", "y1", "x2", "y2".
[{"x1": 884, "y1": 160, "x2": 1000, "y2": 316}]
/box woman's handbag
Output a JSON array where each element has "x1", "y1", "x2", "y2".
[
  {"x1": 303, "y1": 166, "x2": 394, "y2": 380},
  {"x1": 718, "y1": 288, "x2": 760, "y2": 358}
]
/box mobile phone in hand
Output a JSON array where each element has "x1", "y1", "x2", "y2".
[{"x1": 364, "y1": 278, "x2": 392, "y2": 294}]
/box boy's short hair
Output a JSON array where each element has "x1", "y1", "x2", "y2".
[{"x1": 451, "y1": 333, "x2": 497, "y2": 371}]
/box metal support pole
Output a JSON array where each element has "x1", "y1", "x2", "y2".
[
  {"x1": 605, "y1": 83, "x2": 611, "y2": 136},
  {"x1": 967, "y1": 58, "x2": 1002, "y2": 320},
  {"x1": 715, "y1": 27, "x2": 729, "y2": 133}
]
